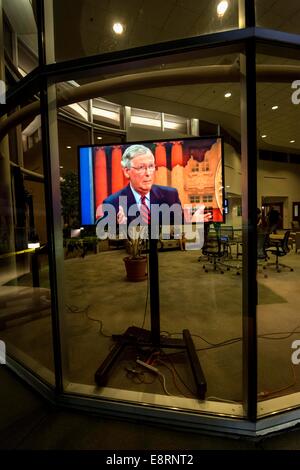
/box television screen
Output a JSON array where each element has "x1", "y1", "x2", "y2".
[{"x1": 78, "y1": 137, "x2": 224, "y2": 235}]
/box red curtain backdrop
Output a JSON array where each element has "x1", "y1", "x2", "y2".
[
  {"x1": 94, "y1": 147, "x2": 108, "y2": 216},
  {"x1": 171, "y1": 141, "x2": 183, "y2": 168},
  {"x1": 111, "y1": 145, "x2": 125, "y2": 193},
  {"x1": 155, "y1": 142, "x2": 167, "y2": 167}
]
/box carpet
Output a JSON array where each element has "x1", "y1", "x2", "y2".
[{"x1": 258, "y1": 283, "x2": 287, "y2": 304}]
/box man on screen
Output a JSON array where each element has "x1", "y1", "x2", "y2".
[
  {"x1": 96, "y1": 143, "x2": 211, "y2": 240},
  {"x1": 100, "y1": 144, "x2": 182, "y2": 229}
]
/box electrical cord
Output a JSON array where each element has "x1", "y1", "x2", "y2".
[
  {"x1": 161, "y1": 329, "x2": 300, "y2": 399},
  {"x1": 258, "y1": 324, "x2": 300, "y2": 341},
  {"x1": 258, "y1": 364, "x2": 297, "y2": 398},
  {"x1": 158, "y1": 350, "x2": 196, "y2": 396},
  {"x1": 136, "y1": 359, "x2": 172, "y2": 396},
  {"x1": 66, "y1": 304, "x2": 300, "y2": 399},
  {"x1": 66, "y1": 304, "x2": 112, "y2": 338},
  {"x1": 155, "y1": 358, "x2": 196, "y2": 398},
  {"x1": 125, "y1": 365, "x2": 156, "y2": 385},
  {"x1": 161, "y1": 330, "x2": 242, "y2": 349}
]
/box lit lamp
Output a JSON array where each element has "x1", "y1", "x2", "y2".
[
  {"x1": 71, "y1": 227, "x2": 84, "y2": 238},
  {"x1": 217, "y1": 1, "x2": 228, "y2": 17},
  {"x1": 28, "y1": 242, "x2": 40, "y2": 249},
  {"x1": 28, "y1": 239, "x2": 41, "y2": 287}
]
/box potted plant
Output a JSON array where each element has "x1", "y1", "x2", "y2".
[
  {"x1": 60, "y1": 171, "x2": 80, "y2": 238},
  {"x1": 123, "y1": 226, "x2": 148, "y2": 281}
]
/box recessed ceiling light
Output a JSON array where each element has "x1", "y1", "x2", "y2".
[
  {"x1": 226, "y1": 185, "x2": 230, "y2": 188},
  {"x1": 60, "y1": 165, "x2": 64, "y2": 169},
  {"x1": 271, "y1": 105, "x2": 279, "y2": 110},
  {"x1": 97, "y1": 136, "x2": 103, "y2": 140},
  {"x1": 290, "y1": 140, "x2": 295, "y2": 143},
  {"x1": 113, "y1": 22, "x2": 124, "y2": 34},
  {"x1": 224, "y1": 92, "x2": 231, "y2": 98},
  {"x1": 261, "y1": 134, "x2": 267, "y2": 138},
  {"x1": 66, "y1": 145, "x2": 71, "y2": 149},
  {"x1": 217, "y1": 1, "x2": 228, "y2": 17}
]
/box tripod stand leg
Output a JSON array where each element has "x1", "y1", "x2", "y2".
[
  {"x1": 95, "y1": 340, "x2": 127, "y2": 386},
  {"x1": 183, "y1": 329, "x2": 207, "y2": 400}
]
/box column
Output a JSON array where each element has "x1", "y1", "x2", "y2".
[
  {"x1": 111, "y1": 145, "x2": 124, "y2": 193},
  {"x1": 94, "y1": 147, "x2": 108, "y2": 216},
  {"x1": 154, "y1": 142, "x2": 168, "y2": 186}
]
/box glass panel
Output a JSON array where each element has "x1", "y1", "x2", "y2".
[
  {"x1": 56, "y1": 52, "x2": 243, "y2": 418},
  {"x1": 255, "y1": 0, "x2": 300, "y2": 35},
  {"x1": 3, "y1": 0, "x2": 38, "y2": 75},
  {"x1": 53, "y1": 0, "x2": 239, "y2": 62},
  {"x1": 257, "y1": 52, "x2": 300, "y2": 416},
  {"x1": 0, "y1": 102, "x2": 54, "y2": 384}
]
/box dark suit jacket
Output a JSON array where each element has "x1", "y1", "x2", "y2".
[{"x1": 101, "y1": 184, "x2": 182, "y2": 228}]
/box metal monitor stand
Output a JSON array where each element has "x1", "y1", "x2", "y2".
[{"x1": 95, "y1": 238, "x2": 207, "y2": 400}]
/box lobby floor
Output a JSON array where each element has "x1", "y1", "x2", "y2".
[
  {"x1": 1, "y1": 246, "x2": 300, "y2": 420},
  {"x1": 2, "y1": 365, "x2": 300, "y2": 450}
]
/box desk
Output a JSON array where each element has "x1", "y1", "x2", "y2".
[
  {"x1": 64, "y1": 237, "x2": 108, "y2": 258},
  {"x1": 269, "y1": 232, "x2": 294, "y2": 250},
  {"x1": 269, "y1": 234, "x2": 284, "y2": 241}
]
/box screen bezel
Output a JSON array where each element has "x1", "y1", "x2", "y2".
[{"x1": 78, "y1": 135, "x2": 225, "y2": 227}]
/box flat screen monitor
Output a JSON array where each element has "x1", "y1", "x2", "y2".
[{"x1": 78, "y1": 137, "x2": 224, "y2": 230}]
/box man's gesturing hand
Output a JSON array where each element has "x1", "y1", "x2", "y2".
[
  {"x1": 191, "y1": 204, "x2": 213, "y2": 223},
  {"x1": 117, "y1": 205, "x2": 127, "y2": 224}
]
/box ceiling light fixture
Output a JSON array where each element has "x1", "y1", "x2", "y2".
[
  {"x1": 113, "y1": 22, "x2": 124, "y2": 34},
  {"x1": 66, "y1": 145, "x2": 71, "y2": 149},
  {"x1": 271, "y1": 105, "x2": 279, "y2": 110},
  {"x1": 217, "y1": 1, "x2": 228, "y2": 17},
  {"x1": 261, "y1": 134, "x2": 267, "y2": 138},
  {"x1": 224, "y1": 92, "x2": 231, "y2": 98},
  {"x1": 290, "y1": 140, "x2": 295, "y2": 143},
  {"x1": 97, "y1": 136, "x2": 103, "y2": 140}
]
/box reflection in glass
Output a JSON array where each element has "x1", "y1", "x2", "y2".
[
  {"x1": 0, "y1": 113, "x2": 54, "y2": 384},
  {"x1": 53, "y1": 0, "x2": 239, "y2": 62},
  {"x1": 3, "y1": 0, "x2": 38, "y2": 75},
  {"x1": 257, "y1": 52, "x2": 300, "y2": 415},
  {"x1": 56, "y1": 53, "x2": 243, "y2": 417},
  {"x1": 256, "y1": 1, "x2": 300, "y2": 35}
]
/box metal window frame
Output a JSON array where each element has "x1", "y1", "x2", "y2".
[{"x1": 4, "y1": 0, "x2": 300, "y2": 432}]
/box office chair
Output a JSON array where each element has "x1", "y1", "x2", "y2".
[
  {"x1": 198, "y1": 222, "x2": 212, "y2": 263},
  {"x1": 257, "y1": 231, "x2": 269, "y2": 278},
  {"x1": 266, "y1": 230, "x2": 294, "y2": 272},
  {"x1": 220, "y1": 225, "x2": 235, "y2": 258},
  {"x1": 201, "y1": 231, "x2": 226, "y2": 274},
  {"x1": 295, "y1": 232, "x2": 300, "y2": 254}
]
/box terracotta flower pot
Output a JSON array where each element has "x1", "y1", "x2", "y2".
[{"x1": 123, "y1": 256, "x2": 148, "y2": 281}]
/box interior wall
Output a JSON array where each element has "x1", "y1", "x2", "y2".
[
  {"x1": 258, "y1": 160, "x2": 300, "y2": 228},
  {"x1": 127, "y1": 125, "x2": 188, "y2": 142},
  {"x1": 221, "y1": 143, "x2": 300, "y2": 229},
  {"x1": 21, "y1": 115, "x2": 300, "y2": 232}
]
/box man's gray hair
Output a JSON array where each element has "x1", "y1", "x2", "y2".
[{"x1": 121, "y1": 144, "x2": 154, "y2": 169}]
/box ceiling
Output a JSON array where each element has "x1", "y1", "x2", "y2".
[{"x1": 3, "y1": 0, "x2": 300, "y2": 153}]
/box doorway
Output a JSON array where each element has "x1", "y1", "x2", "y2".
[{"x1": 262, "y1": 202, "x2": 284, "y2": 229}]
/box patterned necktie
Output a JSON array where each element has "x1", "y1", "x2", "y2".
[{"x1": 140, "y1": 196, "x2": 151, "y2": 225}]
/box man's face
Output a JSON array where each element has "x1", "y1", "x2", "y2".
[{"x1": 124, "y1": 153, "x2": 155, "y2": 196}]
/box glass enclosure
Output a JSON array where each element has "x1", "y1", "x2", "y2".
[
  {"x1": 255, "y1": 0, "x2": 300, "y2": 35},
  {"x1": 53, "y1": 52, "x2": 244, "y2": 417},
  {"x1": 0, "y1": 103, "x2": 55, "y2": 384},
  {"x1": 3, "y1": 0, "x2": 38, "y2": 77},
  {"x1": 53, "y1": 0, "x2": 240, "y2": 62},
  {"x1": 256, "y1": 51, "x2": 300, "y2": 416},
  {"x1": 2, "y1": 0, "x2": 300, "y2": 434}
]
